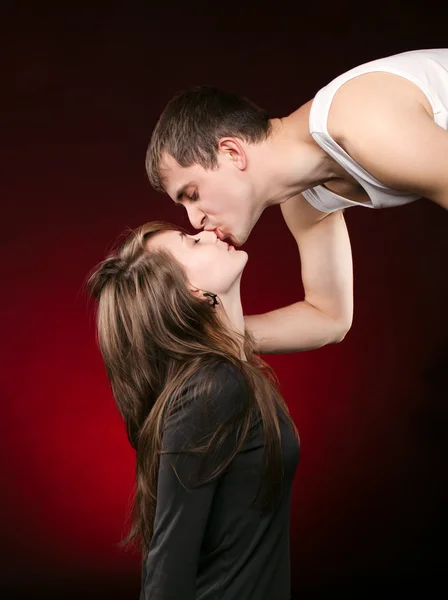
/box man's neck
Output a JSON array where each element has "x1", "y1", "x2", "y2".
[{"x1": 250, "y1": 101, "x2": 347, "y2": 208}]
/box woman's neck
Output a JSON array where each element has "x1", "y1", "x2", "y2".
[{"x1": 218, "y1": 289, "x2": 247, "y2": 361}]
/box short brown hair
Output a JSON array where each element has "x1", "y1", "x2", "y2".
[{"x1": 146, "y1": 85, "x2": 271, "y2": 191}]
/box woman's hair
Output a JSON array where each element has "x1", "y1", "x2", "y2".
[
  {"x1": 87, "y1": 221, "x2": 299, "y2": 559},
  {"x1": 146, "y1": 85, "x2": 271, "y2": 192}
]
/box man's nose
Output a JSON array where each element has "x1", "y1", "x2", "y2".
[{"x1": 186, "y1": 205, "x2": 206, "y2": 231}]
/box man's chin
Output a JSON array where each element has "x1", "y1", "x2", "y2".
[{"x1": 226, "y1": 231, "x2": 244, "y2": 247}]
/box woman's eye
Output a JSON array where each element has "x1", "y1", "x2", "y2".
[
  {"x1": 194, "y1": 238, "x2": 200, "y2": 244},
  {"x1": 189, "y1": 192, "x2": 198, "y2": 201}
]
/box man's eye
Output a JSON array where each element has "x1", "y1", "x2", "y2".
[{"x1": 189, "y1": 192, "x2": 198, "y2": 201}]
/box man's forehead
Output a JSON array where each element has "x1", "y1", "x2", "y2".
[
  {"x1": 159, "y1": 152, "x2": 179, "y2": 172},
  {"x1": 160, "y1": 154, "x2": 184, "y2": 194},
  {"x1": 158, "y1": 153, "x2": 176, "y2": 194},
  {"x1": 160, "y1": 152, "x2": 204, "y2": 178},
  {"x1": 160, "y1": 154, "x2": 197, "y2": 201}
]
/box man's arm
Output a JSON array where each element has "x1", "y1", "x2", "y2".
[
  {"x1": 244, "y1": 193, "x2": 353, "y2": 354},
  {"x1": 326, "y1": 72, "x2": 448, "y2": 210},
  {"x1": 342, "y1": 106, "x2": 448, "y2": 210}
]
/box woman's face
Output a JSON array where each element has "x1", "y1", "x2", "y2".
[{"x1": 146, "y1": 229, "x2": 248, "y2": 296}]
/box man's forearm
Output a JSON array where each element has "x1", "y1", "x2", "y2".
[
  {"x1": 245, "y1": 205, "x2": 353, "y2": 354},
  {"x1": 298, "y1": 209, "x2": 353, "y2": 328},
  {"x1": 245, "y1": 301, "x2": 348, "y2": 354}
]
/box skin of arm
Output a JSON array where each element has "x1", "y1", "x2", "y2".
[
  {"x1": 329, "y1": 71, "x2": 448, "y2": 210},
  {"x1": 244, "y1": 194, "x2": 353, "y2": 354},
  {"x1": 342, "y1": 105, "x2": 448, "y2": 210}
]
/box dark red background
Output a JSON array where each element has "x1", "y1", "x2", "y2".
[{"x1": 2, "y1": 4, "x2": 447, "y2": 598}]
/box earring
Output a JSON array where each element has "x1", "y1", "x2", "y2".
[{"x1": 202, "y1": 292, "x2": 219, "y2": 308}]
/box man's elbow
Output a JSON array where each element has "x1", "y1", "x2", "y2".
[{"x1": 330, "y1": 318, "x2": 353, "y2": 344}]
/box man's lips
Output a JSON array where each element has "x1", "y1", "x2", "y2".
[{"x1": 214, "y1": 228, "x2": 236, "y2": 246}]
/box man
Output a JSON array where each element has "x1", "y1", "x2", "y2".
[{"x1": 145, "y1": 48, "x2": 448, "y2": 354}]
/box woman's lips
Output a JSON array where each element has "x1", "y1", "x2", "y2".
[
  {"x1": 219, "y1": 240, "x2": 234, "y2": 251},
  {"x1": 214, "y1": 228, "x2": 236, "y2": 249}
]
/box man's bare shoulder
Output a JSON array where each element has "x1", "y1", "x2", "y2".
[
  {"x1": 327, "y1": 71, "x2": 434, "y2": 145},
  {"x1": 324, "y1": 71, "x2": 440, "y2": 190}
]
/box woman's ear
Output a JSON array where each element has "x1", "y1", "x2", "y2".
[{"x1": 189, "y1": 286, "x2": 203, "y2": 300}]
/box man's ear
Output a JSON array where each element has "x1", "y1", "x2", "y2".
[{"x1": 218, "y1": 137, "x2": 247, "y2": 170}]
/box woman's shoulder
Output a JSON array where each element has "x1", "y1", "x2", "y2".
[
  {"x1": 183, "y1": 358, "x2": 250, "y2": 420},
  {"x1": 163, "y1": 359, "x2": 251, "y2": 448},
  {"x1": 194, "y1": 357, "x2": 248, "y2": 392},
  {"x1": 206, "y1": 357, "x2": 246, "y2": 380}
]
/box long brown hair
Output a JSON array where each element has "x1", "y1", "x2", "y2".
[
  {"x1": 145, "y1": 85, "x2": 271, "y2": 191},
  {"x1": 87, "y1": 221, "x2": 299, "y2": 559}
]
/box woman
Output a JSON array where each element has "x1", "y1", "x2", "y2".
[{"x1": 88, "y1": 221, "x2": 300, "y2": 600}]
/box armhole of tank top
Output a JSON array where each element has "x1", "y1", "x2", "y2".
[{"x1": 301, "y1": 188, "x2": 335, "y2": 213}]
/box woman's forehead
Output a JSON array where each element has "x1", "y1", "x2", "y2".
[{"x1": 146, "y1": 229, "x2": 181, "y2": 250}]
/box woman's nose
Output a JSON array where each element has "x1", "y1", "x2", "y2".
[{"x1": 199, "y1": 230, "x2": 218, "y2": 243}]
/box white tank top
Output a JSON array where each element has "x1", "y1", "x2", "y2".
[{"x1": 302, "y1": 48, "x2": 448, "y2": 212}]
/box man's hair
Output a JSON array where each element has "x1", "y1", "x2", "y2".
[{"x1": 145, "y1": 85, "x2": 272, "y2": 191}]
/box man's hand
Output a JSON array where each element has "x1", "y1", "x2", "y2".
[{"x1": 244, "y1": 194, "x2": 353, "y2": 354}]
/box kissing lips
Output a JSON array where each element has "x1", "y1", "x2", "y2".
[{"x1": 215, "y1": 229, "x2": 236, "y2": 246}]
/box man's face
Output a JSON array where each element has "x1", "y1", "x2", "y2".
[{"x1": 160, "y1": 152, "x2": 261, "y2": 247}]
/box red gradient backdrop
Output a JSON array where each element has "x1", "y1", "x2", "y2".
[{"x1": 2, "y1": 5, "x2": 447, "y2": 599}]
